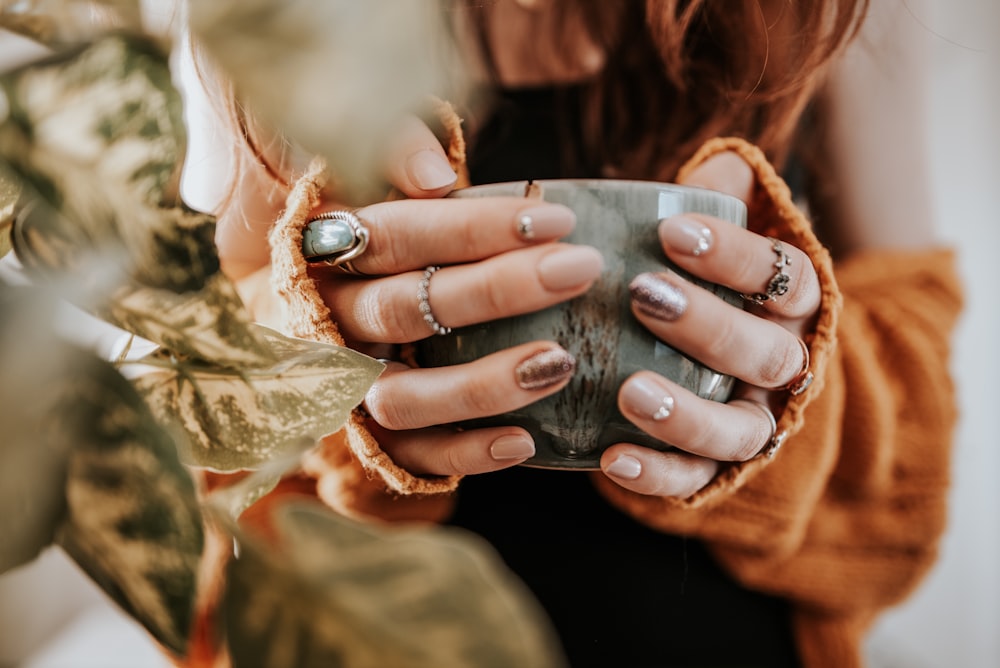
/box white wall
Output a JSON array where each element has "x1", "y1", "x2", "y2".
[{"x1": 867, "y1": 1, "x2": 1000, "y2": 667}]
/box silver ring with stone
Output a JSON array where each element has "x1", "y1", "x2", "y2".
[
  {"x1": 417, "y1": 265, "x2": 452, "y2": 336},
  {"x1": 302, "y1": 210, "x2": 371, "y2": 274},
  {"x1": 741, "y1": 237, "x2": 791, "y2": 305}
]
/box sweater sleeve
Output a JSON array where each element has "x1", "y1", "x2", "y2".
[{"x1": 592, "y1": 138, "x2": 964, "y2": 654}]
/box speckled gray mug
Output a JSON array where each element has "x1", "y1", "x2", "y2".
[{"x1": 414, "y1": 179, "x2": 747, "y2": 469}]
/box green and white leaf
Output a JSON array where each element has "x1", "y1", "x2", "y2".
[
  {"x1": 225, "y1": 503, "x2": 567, "y2": 668},
  {"x1": 106, "y1": 271, "x2": 276, "y2": 369},
  {"x1": 55, "y1": 353, "x2": 204, "y2": 656},
  {"x1": 130, "y1": 325, "x2": 384, "y2": 471},
  {"x1": 0, "y1": 33, "x2": 278, "y2": 367},
  {"x1": 0, "y1": 33, "x2": 206, "y2": 279},
  {"x1": 0, "y1": 0, "x2": 144, "y2": 50}
]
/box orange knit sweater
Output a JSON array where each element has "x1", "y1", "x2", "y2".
[{"x1": 260, "y1": 128, "x2": 963, "y2": 667}]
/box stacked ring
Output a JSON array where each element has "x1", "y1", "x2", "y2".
[
  {"x1": 784, "y1": 338, "x2": 814, "y2": 396},
  {"x1": 742, "y1": 237, "x2": 791, "y2": 305},
  {"x1": 417, "y1": 265, "x2": 452, "y2": 336},
  {"x1": 302, "y1": 210, "x2": 371, "y2": 274}
]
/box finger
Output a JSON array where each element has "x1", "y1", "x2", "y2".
[
  {"x1": 616, "y1": 371, "x2": 778, "y2": 462},
  {"x1": 370, "y1": 423, "x2": 536, "y2": 477},
  {"x1": 323, "y1": 243, "x2": 603, "y2": 343},
  {"x1": 600, "y1": 444, "x2": 719, "y2": 498},
  {"x1": 308, "y1": 197, "x2": 576, "y2": 276},
  {"x1": 656, "y1": 214, "x2": 820, "y2": 320},
  {"x1": 628, "y1": 271, "x2": 809, "y2": 390},
  {"x1": 676, "y1": 150, "x2": 754, "y2": 203},
  {"x1": 363, "y1": 343, "x2": 576, "y2": 430},
  {"x1": 382, "y1": 114, "x2": 458, "y2": 198}
]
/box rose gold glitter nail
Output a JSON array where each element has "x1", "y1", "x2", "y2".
[
  {"x1": 515, "y1": 347, "x2": 576, "y2": 390},
  {"x1": 629, "y1": 273, "x2": 688, "y2": 321}
]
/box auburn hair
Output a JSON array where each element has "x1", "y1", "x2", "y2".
[{"x1": 465, "y1": 0, "x2": 869, "y2": 179}]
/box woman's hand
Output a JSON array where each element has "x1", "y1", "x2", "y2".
[
  {"x1": 600, "y1": 152, "x2": 821, "y2": 497},
  {"x1": 230, "y1": 116, "x2": 604, "y2": 477}
]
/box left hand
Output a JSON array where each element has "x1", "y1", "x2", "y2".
[{"x1": 600, "y1": 151, "x2": 821, "y2": 497}]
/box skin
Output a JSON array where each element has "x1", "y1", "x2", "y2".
[{"x1": 202, "y1": 0, "x2": 938, "y2": 497}]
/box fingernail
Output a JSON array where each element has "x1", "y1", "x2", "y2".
[
  {"x1": 490, "y1": 434, "x2": 536, "y2": 461},
  {"x1": 621, "y1": 375, "x2": 676, "y2": 421},
  {"x1": 515, "y1": 347, "x2": 576, "y2": 390},
  {"x1": 606, "y1": 455, "x2": 642, "y2": 480},
  {"x1": 406, "y1": 149, "x2": 457, "y2": 191},
  {"x1": 516, "y1": 205, "x2": 576, "y2": 241},
  {"x1": 630, "y1": 273, "x2": 687, "y2": 321},
  {"x1": 659, "y1": 216, "x2": 713, "y2": 256},
  {"x1": 537, "y1": 246, "x2": 604, "y2": 291}
]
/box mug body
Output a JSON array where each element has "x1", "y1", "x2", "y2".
[{"x1": 414, "y1": 179, "x2": 747, "y2": 469}]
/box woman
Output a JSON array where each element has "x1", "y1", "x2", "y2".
[{"x1": 199, "y1": 1, "x2": 962, "y2": 665}]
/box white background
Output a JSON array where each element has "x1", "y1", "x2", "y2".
[{"x1": 1, "y1": 1, "x2": 998, "y2": 666}]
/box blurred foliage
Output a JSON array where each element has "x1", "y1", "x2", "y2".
[
  {"x1": 188, "y1": 0, "x2": 469, "y2": 205},
  {"x1": 0, "y1": 3, "x2": 566, "y2": 667}
]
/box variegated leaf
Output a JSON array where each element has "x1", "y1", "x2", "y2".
[
  {"x1": 188, "y1": 0, "x2": 468, "y2": 205},
  {"x1": 105, "y1": 271, "x2": 276, "y2": 369},
  {"x1": 1, "y1": 34, "x2": 278, "y2": 367},
  {"x1": 130, "y1": 325, "x2": 384, "y2": 471},
  {"x1": 0, "y1": 34, "x2": 209, "y2": 280},
  {"x1": 0, "y1": 0, "x2": 143, "y2": 49},
  {"x1": 0, "y1": 170, "x2": 15, "y2": 257},
  {"x1": 54, "y1": 353, "x2": 204, "y2": 656},
  {"x1": 0, "y1": 286, "x2": 74, "y2": 572},
  {"x1": 225, "y1": 503, "x2": 567, "y2": 668}
]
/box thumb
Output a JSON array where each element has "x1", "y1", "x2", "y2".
[
  {"x1": 382, "y1": 114, "x2": 458, "y2": 199},
  {"x1": 676, "y1": 150, "x2": 754, "y2": 204}
]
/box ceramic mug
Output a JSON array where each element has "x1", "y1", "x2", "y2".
[{"x1": 414, "y1": 179, "x2": 748, "y2": 469}]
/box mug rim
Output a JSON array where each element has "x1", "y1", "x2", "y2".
[{"x1": 451, "y1": 178, "x2": 747, "y2": 212}]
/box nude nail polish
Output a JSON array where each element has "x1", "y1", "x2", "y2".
[
  {"x1": 537, "y1": 246, "x2": 604, "y2": 291},
  {"x1": 515, "y1": 347, "x2": 576, "y2": 390},
  {"x1": 606, "y1": 455, "x2": 642, "y2": 480},
  {"x1": 516, "y1": 205, "x2": 576, "y2": 241},
  {"x1": 406, "y1": 148, "x2": 457, "y2": 191},
  {"x1": 659, "y1": 216, "x2": 713, "y2": 256},
  {"x1": 629, "y1": 273, "x2": 687, "y2": 321},
  {"x1": 621, "y1": 375, "x2": 676, "y2": 421},
  {"x1": 490, "y1": 434, "x2": 536, "y2": 461}
]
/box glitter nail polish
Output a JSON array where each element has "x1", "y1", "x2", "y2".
[
  {"x1": 629, "y1": 273, "x2": 688, "y2": 321},
  {"x1": 515, "y1": 347, "x2": 576, "y2": 390}
]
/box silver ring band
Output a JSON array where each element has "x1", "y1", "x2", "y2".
[
  {"x1": 417, "y1": 265, "x2": 452, "y2": 336},
  {"x1": 302, "y1": 210, "x2": 371, "y2": 273},
  {"x1": 741, "y1": 237, "x2": 791, "y2": 305},
  {"x1": 728, "y1": 398, "x2": 785, "y2": 459}
]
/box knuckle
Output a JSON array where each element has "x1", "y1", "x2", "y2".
[
  {"x1": 708, "y1": 315, "x2": 742, "y2": 363},
  {"x1": 356, "y1": 284, "x2": 410, "y2": 342},
  {"x1": 356, "y1": 203, "x2": 412, "y2": 274},
  {"x1": 363, "y1": 386, "x2": 410, "y2": 430},
  {"x1": 782, "y1": 255, "x2": 821, "y2": 318},
  {"x1": 441, "y1": 443, "x2": 471, "y2": 476},
  {"x1": 734, "y1": 243, "x2": 764, "y2": 289},
  {"x1": 456, "y1": 373, "x2": 508, "y2": 417},
  {"x1": 757, "y1": 337, "x2": 799, "y2": 388},
  {"x1": 729, "y1": 413, "x2": 771, "y2": 461},
  {"x1": 477, "y1": 267, "x2": 514, "y2": 317}
]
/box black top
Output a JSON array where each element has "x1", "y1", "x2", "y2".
[{"x1": 446, "y1": 86, "x2": 801, "y2": 668}]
